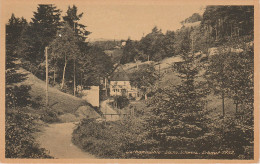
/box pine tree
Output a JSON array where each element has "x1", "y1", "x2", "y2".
[
  {"x1": 120, "y1": 38, "x2": 139, "y2": 64},
  {"x1": 142, "y1": 31, "x2": 210, "y2": 158},
  {"x1": 63, "y1": 5, "x2": 91, "y2": 42},
  {"x1": 130, "y1": 65, "x2": 158, "y2": 100},
  {"x1": 6, "y1": 14, "x2": 31, "y2": 108},
  {"x1": 63, "y1": 5, "x2": 91, "y2": 95},
  {"x1": 18, "y1": 5, "x2": 61, "y2": 75}
]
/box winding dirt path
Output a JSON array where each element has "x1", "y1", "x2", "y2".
[{"x1": 37, "y1": 122, "x2": 96, "y2": 159}]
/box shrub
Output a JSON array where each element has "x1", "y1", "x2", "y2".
[
  {"x1": 72, "y1": 118, "x2": 146, "y2": 158},
  {"x1": 5, "y1": 109, "x2": 52, "y2": 158},
  {"x1": 40, "y1": 109, "x2": 60, "y2": 123},
  {"x1": 114, "y1": 96, "x2": 129, "y2": 109},
  {"x1": 6, "y1": 85, "x2": 31, "y2": 108}
]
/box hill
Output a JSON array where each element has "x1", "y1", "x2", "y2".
[
  {"x1": 104, "y1": 48, "x2": 123, "y2": 64},
  {"x1": 17, "y1": 68, "x2": 100, "y2": 117},
  {"x1": 121, "y1": 54, "x2": 236, "y2": 117}
]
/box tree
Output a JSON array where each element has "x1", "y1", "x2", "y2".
[
  {"x1": 139, "y1": 26, "x2": 165, "y2": 61},
  {"x1": 6, "y1": 14, "x2": 31, "y2": 108},
  {"x1": 78, "y1": 46, "x2": 114, "y2": 86},
  {"x1": 205, "y1": 48, "x2": 230, "y2": 117},
  {"x1": 49, "y1": 24, "x2": 80, "y2": 90},
  {"x1": 63, "y1": 5, "x2": 91, "y2": 95},
  {"x1": 137, "y1": 24, "x2": 213, "y2": 157},
  {"x1": 162, "y1": 30, "x2": 176, "y2": 57},
  {"x1": 17, "y1": 5, "x2": 61, "y2": 77},
  {"x1": 181, "y1": 13, "x2": 202, "y2": 25},
  {"x1": 142, "y1": 50, "x2": 210, "y2": 157},
  {"x1": 5, "y1": 15, "x2": 52, "y2": 158},
  {"x1": 201, "y1": 6, "x2": 254, "y2": 42},
  {"x1": 120, "y1": 38, "x2": 139, "y2": 64},
  {"x1": 130, "y1": 65, "x2": 158, "y2": 100},
  {"x1": 63, "y1": 5, "x2": 91, "y2": 42}
]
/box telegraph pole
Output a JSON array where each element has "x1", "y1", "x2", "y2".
[
  {"x1": 73, "y1": 21, "x2": 76, "y2": 96},
  {"x1": 45, "y1": 47, "x2": 49, "y2": 107}
]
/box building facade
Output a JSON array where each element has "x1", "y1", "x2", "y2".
[{"x1": 109, "y1": 65, "x2": 140, "y2": 99}]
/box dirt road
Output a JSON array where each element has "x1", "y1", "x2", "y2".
[
  {"x1": 37, "y1": 122, "x2": 96, "y2": 159},
  {"x1": 100, "y1": 99, "x2": 119, "y2": 121}
]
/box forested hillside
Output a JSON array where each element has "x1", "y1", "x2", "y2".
[
  {"x1": 5, "y1": 4, "x2": 109, "y2": 158},
  {"x1": 73, "y1": 5, "x2": 254, "y2": 159},
  {"x1": 120, "y1": 6, "x2": 253, "y2": 64},
  {"x1": 5, "y1": 4, "x2": 254, "y2": 159}
]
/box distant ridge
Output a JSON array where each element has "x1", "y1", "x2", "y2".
[{"x1": 88, "y1": 38, "x2": 123, "y2": 42}]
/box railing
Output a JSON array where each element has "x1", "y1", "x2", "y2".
[{"x1": 101, "y1": 113, "x2": 130, "y2": 118}]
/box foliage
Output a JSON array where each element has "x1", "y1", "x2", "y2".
[
  {"x1": 63, "y1": 5, "x2": 91, "y2": 42},
  {"x1": 201, "y1": 6, "x2": 254, "y2": 42},
  {"x1": 139, "y1": 26, "x2": 166, "y2": 61},
  {"x1": 120, "y1": 38, "x2": 140, "y2": 64},
  {"x1": 49, "y1": 23, "x2": 81, "y2": 90},
  {"x1": 6, "y1": 85, "x2": 32, "y2": 108},
  {"x1": 78, "y1": 46, "x2": 114, "y2": 86},
  {"x1": 90, "y1": 40, "x2": 122, "y2": 51},
  {"x1": 130, "y1": 65, "x2": 158, "y2": 99},
  {"x1": 40, "y1": 109, "x2": 60, "y2": 123},
  {"x1": 205, "y1": 40, "x2": 254, "y2": 115},
  {"x1": 174, "y1": 27, "x2": 192, "y2": 55},
  {"x1": 142, "y1": 49, "x2": 210, "y2": 157},
  {"x1": 17, "y1": 4, "x2": 61, "y2": 77},
  {"x1": 181, "y1": 13, "x2": 202, "y2": 25},
  {"x1": 113, "y1": 96, "x2": 130, "y2": 109},
  {"x1": 5, "y1": 109, "x2": 52, "y2": 158},
  {"x1": 72, "y1": 118, "x2": 146, "y2": 158},
  {"x1": 162, "y1": 30, "x2": 176, "y2": 57},
  {"x1": 5, "y1": 14, "x2": 32, "y2": 109}
]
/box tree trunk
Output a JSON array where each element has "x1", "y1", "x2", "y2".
[
  {"x1": 81, "y1": 72, "x2": 83, "y2": 91},
  {"x1": 231, "y1": 23, "x2": 232, "y2": 37},
  {"x1": 53, "y1": 67, "x2": 56, "y2": 85},
  {"x1": 145, "y1": 93, "x2": 147, "y2": 100},
  {"x1": 222, "y1": 91, "x2": 225, "y2": 117},
  {"x1": 61, "y1": 55, "x2": 67, "y2": 90},
  {"x1": 215, "y1": 25, "x2": 218, "y2": 40},
  {"x1": 235, "y1": 102, "x2": 238, "y2": 113},
  {"x1": 73, "y1": 57, "x2": 76, "y2": 96}
]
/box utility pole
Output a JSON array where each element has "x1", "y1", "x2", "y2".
[
  {"x1": 191, "y1": 36, "x2": 194, "y2": 55},
  {"x1": 45, "y1": 47, "x2": 49, "y2": 107},
  {"x1": 159, "y1": 63, "x2": 161, "y2": 79},
  {"x1": 73, "y1": 21, "x2": 76, "y2": 96}
]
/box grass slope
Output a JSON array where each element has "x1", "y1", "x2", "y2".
[
  {"x1": 122, "y1": 55, "x2": 236, "y2": 117},
  {"x1": 17, "y1": 68, "x2": 88, "y2": 114}
]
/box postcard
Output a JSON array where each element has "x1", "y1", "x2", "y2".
[{"x1": 0, "y1": 0, "x2": 259, "y2": 163}]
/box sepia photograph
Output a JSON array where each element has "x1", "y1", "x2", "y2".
[{"x1": 0, "y1": 0, "x2": 258, "y2": 162}]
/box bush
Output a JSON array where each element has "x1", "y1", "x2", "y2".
[
  {"x1": 6, "y1": 85, "x2": 32, "y2": 108},
  {"x1": 40, "y1": 109, "x2": 60, "y2": 123},
  {"x1": 5, "y1": 109, "x2": 52, "y2": 158},
  {"x1": 114, "y1": 96, "x2": 129, "y2": 109},
  {"x1": 72, "y1": 118, "x2": 146, "y2": 158}
]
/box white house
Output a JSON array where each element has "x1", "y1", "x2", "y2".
[{"x1": 109, "y1": 65, "x2": 140, "y2": 99}]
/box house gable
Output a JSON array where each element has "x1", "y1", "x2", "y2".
[{"x1": 110, "y1": 65, "x2": 130, "y2": 81}]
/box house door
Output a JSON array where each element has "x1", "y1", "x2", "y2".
[{"x1": 121, "y1": 89, "x2": 127, "y2": 96}]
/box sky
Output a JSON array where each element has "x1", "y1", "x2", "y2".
[{"x1": 3, "y1": 1, "x2": 205, "y2": 41}]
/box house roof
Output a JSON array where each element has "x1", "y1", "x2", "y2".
[{"x1": 110, "y1": 65, "x2": 130, "y2": 81}]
